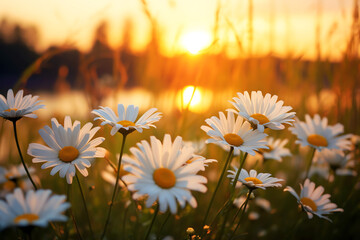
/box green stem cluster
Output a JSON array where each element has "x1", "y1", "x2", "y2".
[
  {"x1": 202, "y1": 147, "x2": 234, "y2": 228},
  {"x1": 101, "y1": 133, "x2": 128, "y2": 239},
  {"x1": 231, "y1": 189, "x2": 253, "y2": 239},
  {"x1": 216, "y1": 152, "x2": 248, "y2": 240},
  {"x1": 75, "y1": 174, "x2": 94, "y2": 239},
  {"x1": 12, "y1": 120, "x2": 38, "y2": 190}
]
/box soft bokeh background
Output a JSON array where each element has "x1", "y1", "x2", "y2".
[{"x1": 0, "y1": 0, "x2": 360, "y2": 239}]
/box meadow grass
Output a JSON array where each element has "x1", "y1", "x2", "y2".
[{"x1": 0, "y1": 2, "x2": 360, "y2": 240}]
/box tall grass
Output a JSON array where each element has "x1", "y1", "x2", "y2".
[{"x1": 0, "y1": 1, "x2": 359, "y2": 239}]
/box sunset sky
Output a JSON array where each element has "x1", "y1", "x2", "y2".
[{"x1": 0, "y1": 0, "x2": 355, "y2": 60}]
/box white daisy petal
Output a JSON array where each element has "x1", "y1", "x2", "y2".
[
  {"x1": 121, "y1": 134, "x2": 209, "y2": 214},
  {"x1": 228, "y1": 167, "x2": 283, "y2": 191},
  {"x1": 290, "y1": 114, "x2": 352, "y2": 151},
  {"x1": 92, "y1": 104, "x2": 162, "y2": 135},
  {"x1": 202, "y1": 111, "x2": 268, "y2": 155},
  {"x1": 0, "y1": 89, "x2": 44, "y2": 120},
  {"x1": 0, "y1": 188, "x2": 69, "y2": 230},
  {"x1": 29, "y1": 116, "x2": 105, "y2": 184},
  {"x1": 284, "y1": 179, "x2": 343, "y2": 222},
  {"x1": 230, "y1": 91, "x2": 295, "y2": 132}
]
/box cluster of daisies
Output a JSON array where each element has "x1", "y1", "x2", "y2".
[
  {"x1": 200, "y1": 91, "x2": 352, "y2": 236},
  {"x1": 0, "y1": 88, "x2": 356, "y2": 239}
]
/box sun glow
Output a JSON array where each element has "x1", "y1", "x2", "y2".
[
  {"x1": 176, "y1": 85, "x2": 212, "y2": 113},
  {"x1": 179, "y1": 31, "x2": 212, "y2": 54}
]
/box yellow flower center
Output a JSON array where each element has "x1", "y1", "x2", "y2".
[
  {"x1": 244, "y1": 177, "x2": 263, "y2": 185},
  {"x1": 3, "y1": 180, "x2": 16, "y2": 191},
  {"x1": 58, "y1": 146, "x2": 79, "y2": 162},
  {"x1": 186, "y1": 157, "x2": 200, "y2": 164},
  {"x1": 4, "y1": 108, "x2": 18, "y2": 112},
  {"x1": 300, "y1": 197, "x2": 317, "y2": 211},
  {"x1": 186, "y1": 158, "x2": 194, "y2": 164},
  {"x1": 307, "y1": 134, "x2": 328, "y2": 147},
  {"x1": 224, "y1": 133, "x2": 244, "y2": 147},
  {"x1": 153, "y1": 168, "x2": 176, "y2": 189},
  {"x1": 250, "y1": 113, "x2": 270, "y2": 124},
  {"x1": 14, "y1": 213, "x2": 39, "y2": 224},
  {"x1": 117, "y1": 120, "x2": 135, "y2": 127}
]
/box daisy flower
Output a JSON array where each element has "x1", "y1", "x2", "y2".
[
  {"x1": 233, "y1": 196, "x2": 271, "y2": 213},
  {"x1": 201, "y1": 111, "x2": 268, "y2": 156},
  {"x1": 284, "y1": 179, "x2": 343, "y2": 222},
  {"x1": 0, "y1": 165, "x2": 40, "y2": 196},
  {"x1": 122, "y1": 134, "x2": 208, "y2": 214},
  {"x1": 183, "y1": 155, "x2": 217, "y2": 172},
  {"x1": 290, "y1": 114, "x2": 352, "y2": 151},
  {"x1": 101, "y1": 165, "x2": 128, "y2": 188},
  {"x1": 92, "y1": 104, "x2": 162, "y2": 135},
  {"x1": 101, "y1": 153, "x2": 130, "y2": 188},
  {"x1": 228, "y1": 168, "x2": 283, "y2": 190},
  {"x1": 0, "y1": 89, "x2": 45, "y2": 121},
  {"x1": 258, "y1": 137, "x2": 291, "y2": 162},
  {"x1": 181, "y1": 142, "x2": 217, "y2": 172},
  {"x1": 27, "y1": 116, "x2": 106, "y2": 184},
  {"x1": 229, "y1": 91, "x2": 295, "y2": 132},
  {"x1": 0, "y1": 188, "x2": 70, "y2": 230},
  {"x1": 314, "y1": 149, "x2": 356, "y2": 176}
]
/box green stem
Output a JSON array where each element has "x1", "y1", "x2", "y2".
[
  {"x1": 71, "y1": 212, "x2": 83, "y2": 240},
  {"x1": 67, "y1": 183, "x2": 83, "y2": 240},
  {"x1": 101, "y1": 133, "x2": 128, "y2": 239},
  {"x1": 209, "y1": 200, "x2": 232, "y2": 229},
  {"x1": 230, "y1": 153, "x2": 248, "y2": 197},
  {"x1": 144, "y1": 204, "x2": 160, "y2": 240},
  {"x1": 12, "y1": 120, "x2": 37, "y2": 190},
  {"x1": 122, "y1": 203, "x2": 129, "y2": 238},
  {"x1": 202, "y1": 147, "x2": 234, "y2": 228},
  {"x1": 305, "y1": 148, "x2": 316, "y2": 179},
  {"x1": 64, "y1": 184, "x2": 71, "y2": 240},
  {"x1": 231, "y1": 199, "x2": 247, "y2": 224},
  {"x1": 231, "y1": 189, "x2": 253, "y2": 239},
  {"x1": 75, "y1": 174, "x2": 94, "y2": 239},
  {"x1": 216, "y1": 152, "x2": 248, "y2": 240},
  {"x1": 286, "y1": 216, "x2": 303, "y2": 239},
  {"x1": 158, "y1": 211, "x2": 171, "y2": 238}
]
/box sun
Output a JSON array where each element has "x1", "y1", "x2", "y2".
[
  {"x1": 179, "y1": 30, "x2": 212, "y2": 54},
  {"x1": 176, "y1": 85, "x2": 212, "y2": 113}
]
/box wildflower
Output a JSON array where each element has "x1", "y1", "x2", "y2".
[
  {"x1": 203, "y1": 225, "x2": 211, "y2": 235},
  {"x1": 229, "y1": 91, "x2": 295, "y2": 132},
  {"x1": 0, "y1": 165, "x2": 39, "y2": 196},
  {"x1": 92, "y1": 104, "x2": 162, "y2": 135},
  {"x1": 314, "y1": 149, "x2": 356, "y2": 176},
  {"x1": 186, "y1": 227, "x2": 195, "y2": 235},
  {"x1": 182, "y1": 143, "x2": 217, "y2": 172},
  {"x1": 234, "y1": 196, "x2": 271, "y2": 212},
  {"x1": 101, "y1": 153, "x2": 130, "y2": 188},
  {"x1": 201, "y1": 111, "x2": 268, "y2": 156},
  {"x1": 228, "y1": 168, "x2": 283, "y2": 190},
  {"x1": 0, "y1": 188, "x2": 70, "y2": 230},
  {"x1": 290, "y1": 114, "x2": 352, "y2": 151},
  {"x1": 0, "y1": 89, "x2": 44, "y2": 121},
  {"x1": 307, "y1": 163, "x2": 330, "y2": 180},
  {"x1": 284, "y1": 179, "x2": 343, "y2": 222},
  {"x1": 183, "y1": 155, "x2": 217, "y2": 172},
  {"x1": 258, "y1": 137, "x2": 291, "y2": 162},
  {"x1": 122, "y1": 134, "x2": 208, "y2": 214},
  {"x1": 28, "y1": 116, "x2": 106, "y2": 184}
]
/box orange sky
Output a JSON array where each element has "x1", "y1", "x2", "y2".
[{"x1": 0, "y1": 0, "x2": 355, "y2": 60}]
